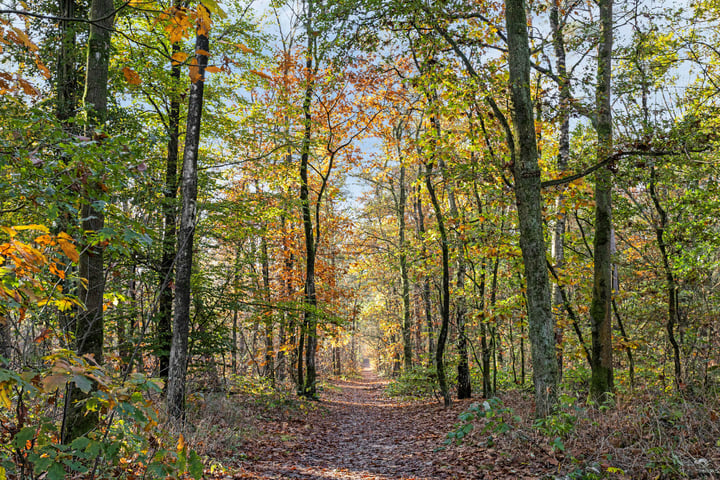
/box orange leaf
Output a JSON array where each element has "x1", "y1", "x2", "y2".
[
  {"x1": 236, "y1": 43, "x2": 254, "y2": 54},
  {"x1": 122, "y1": 67, "x2": 142, "y2": 85},
  {"x1": 250, "y1": 69, "x2": 272, "y2": 81},
  {"x1": 188, "y1": 57, "x2": 202, "y2": 83},
  {"x1": 171, "y1": 51, "x2": 189, "y2": 66},
  {"x1": 196, "y1": 4, "x2": 211, "y2": 35},
  {"x1": 195, "y1": 49, "x2": 210, "y2": 57},
  {"x1": 205, "y1": 65, "x2": 221, "y2": 73},
  {"x1": 35, "y1": 58, "x2": 51, "y2": 79},
  {"x1": 17, "y1": 78, "x2": 38, "y2": 96},
  {"x1": 57, "y1": 233, "x2": 79, "y2": 263}
]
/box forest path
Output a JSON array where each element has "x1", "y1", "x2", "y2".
[{"x1": 234, "y1": 367, "x2": 483, "y2": 479}]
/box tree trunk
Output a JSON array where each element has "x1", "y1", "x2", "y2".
[
  {"x1": 261, "y1": 234, "x2": 274, "y2": 384},
  {"x1": 549, "y1": 0, "x2": 570, "y2": 379},
  {"x1": 399, "y1": 161, "x2": 412, "y2": 371},
  {"x1": 158, "y1": 38, "x2": 181, "y2": 381},
  {"x1": 61, "y1": 0, "x2": 113, "y2": 443},
  {"x1": 505, "y1": 0, "x2": 559, "y2": 417},
  {"x1": 299, "y1": 2, "x2": 318, "y2": 396},
  {"x1": 649, "y1": 166, "x2": 682, "y2": 386},
  {"x1": 414, "y1": 171, "x2": 434, "y2": 362},
  {"x1": 589, "y1": 0, "x2": 614, "y2": 403},
  {"x1": 441, "y1": 161, "x2": 470, "y2": 399},
  {"x1": 424, "y1": 159, "x2": 451, "y2": 407},
  {"x1": 166, "y1": 21, "x2": 209, "y2": 423}
]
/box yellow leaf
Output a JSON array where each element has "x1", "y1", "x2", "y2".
[
  {"x1": 0, "y1": 385, "x2": 11, "y2": 409},
  {"x1": 0, "y1": 226, "x2": 16, "y2": 237},
  {"x1": 55, "y1": 298, "x2": 74, "y2": 312},
  {"x1": 196, "y1": 49, "x2": 210, "y2": 57},
  {"x1": 0, "y1": 464, "x2": 7, "y2": 480},
  {"x1": 14, "y1": 224, "x2": 49, "y2": 233},
  {"x1": 122, "y1": 67, "x2": 142, "y2": 85},
  {"x1": 10, "y1": 27, "x2": 38, "y2": 51},
  {"x1": 171, "y1": 51, "x2": 189, "y2": 66},
  {"x1": 177, "y1": 433, "x2": 185, "y2": 452},
  {"x1": 205, "y1": 65, "x2": 221, "y2": 73}
]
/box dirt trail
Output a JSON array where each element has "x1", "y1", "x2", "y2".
[{"x1": 236, "y1": 368, "x2": 478, "y2": 479}]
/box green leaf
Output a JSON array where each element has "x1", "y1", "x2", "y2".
[
  {"x1": 201, "y1": 0, "x2": 228, "y2": 18},
  {"x1": 189, "y1": 450, "x2": 204, "y2": 479},
  {"x1": 46, "y1": 462, "x2": 66, "y2": 480},
  {"x1": 70, "y1": 436, "x2": 90, "y2": 451},
  {"x1": 13, "y1": 427, "x2": 34, "y2": 449},
  {"x1": 72, "y1": 374, "x2": 92, "y2": 393}
]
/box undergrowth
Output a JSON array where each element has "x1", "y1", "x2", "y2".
[
  {"x1": 385, "y1": 365, "x2": 439, "y2": 399},
  {"x1": 444, "y1": 386, "x2": 720, "y2": 479},
  {"x1": 185, "y1": 375, "x2": 317, "y2": 467}
]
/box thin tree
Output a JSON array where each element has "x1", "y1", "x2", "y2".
[{"x1": 166, "y1": 8, "x2": 210, "y2": 422}]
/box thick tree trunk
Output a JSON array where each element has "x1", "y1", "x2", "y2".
[
  {"x1": 589, "y1": 0, "x2": 614, "y2": 403},
  {"x1": 167, "y1": 23, "x2": 209, "y2": 423},
  {"x1": 158, "y1": 39, "x2": 181, "y2": 381},
  {"x1": 505, "y1": 0, "x2": 559, "y2": 417},
  {"x1": 61, "y1": 0, "x2": 113, "y2": 443}
]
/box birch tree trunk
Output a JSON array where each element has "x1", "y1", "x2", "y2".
[
  {"x1": 167, "y1": 20, "x2": 209, "y2": 423},
  {"x1": 158, "y1": 37, "x2": 182, "y2": 381}
]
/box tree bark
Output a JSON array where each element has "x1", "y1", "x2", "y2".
[
  {"x1": 414, "y1": 169, "x2": 434, "y2": 362},
  {"x1": 261, "y1": 233, "x2": 275, "y2": 384},
  {"x1": 549, "y1": 0, "x2": 570, "y2": 379},
  {"x1": 61, "y1": 0, "x2": 113, "y2": 443},
  {"x1": 158, "y1": 38, "x2": 182, "y2": 381},
  {"x1": 441, "y1": 160, "x2": 470, "y2": 399},
  {"x1": 649, "y1": 166, "x2": 682, "y2": 386},
  {"x1": 505, "y1": 0, "x2": 559, "y2": 417},
  {"x1": 166, "y1": 21, "x2": 209, "y2": 423},
  {"x1": 589, "y1": 0, "x2": 614, "y2": 403},
  {"x1": 299, "y1": 0, "x2": 318, "y2": 397},
  {"x1": 424, "y1": 159, "x2": 451, "y2": 407},
  {"x1": 399, "y1": 161, "x2": 412, "y2": 371}
]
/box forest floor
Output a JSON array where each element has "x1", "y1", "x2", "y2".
[
  {"x1": 192, "y1": 368, "x2": 720, "y2": 479},
  {"x1": 208, "y1": 368, "x2": 567, "y2": 479}
]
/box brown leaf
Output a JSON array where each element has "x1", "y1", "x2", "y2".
[{"x1": 122, "y1": 67, "x2": 142, "y2": 85}]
